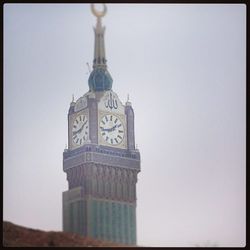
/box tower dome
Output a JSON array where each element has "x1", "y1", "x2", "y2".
[{"x1": 88, "y1": 67, "x2": 113, "y2": 91}]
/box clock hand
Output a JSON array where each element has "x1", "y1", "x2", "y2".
[
  {"x1": 79, "y1": 121, "x2": 87, "y2": 133},
  {"x1": 73, "y1": 121, "x2": 87, "y2": 135},
  {"x1": 101, "y1": 124, "x2": 117, "y2": 133},
  {"x1": 101, "y1": 127, "x2": 112, "y2": 132},
  {"x1": 110, "y1": 124, "x2": 117, "y2": 131},
  {"x1": 73, "y1": 129, "x2": 80, "y2": 136}
]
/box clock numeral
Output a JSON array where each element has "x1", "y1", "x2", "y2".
[
  {"x1": 80, "y1": 139, "x2": 82, "y2": 144},
  {"x1": 105, "y1": 136, "x2": 109, "y2": 141},
  {"x1": 100, "y1": 126, "x2": 104, "y2": 130},
  {"x1": 102, "y1": 132, "x2": 106, "y2": 136},
  {"x1": 110, "y1": 115, "x2": 113, "y2": 121},
  {"x1": 85, "y1": 131, "x2": 88, "y2": 135},
  {"x1": 115, "y1": 138, "x2": 118, "y2": 144},
  {"x1": 101, "y1": 120, "x2": 105, "y2": 125},
  {"x1": 105, "y1": 116, "x2": 108, "y2": 122},
  {"x1": 117, "y1": 124, "x2": 122, "y2": 128},
  {"x1": 79, "y1": 116, "x2": 81, "y2": 121},
  {"x1": 83, "y1": 136, "x2": 85, "y2": 141},
  {"x1": 111, "y1": 139, "x2": 113, "y2": 144},
  {"x1": 114, "y1": 118, "x2": 118, "y2": 123},
  {"x1": 76, "y1": 119, "x2": 79, "y2": 124},
  {"x1": 73, "y1": 135, "x2": 77, "y2": 140},
  {"x1": 118, "y1": 130, "x2": 123, "y2": 133},
  {"x1": 73, "y1": 125, "x2": 77, "y2": 129},
  {"x1": 117, "y1": 135, "x2": 122, "y2": 139},
  {"x1": 76, "y1": 138, "x2": 79, "y2": 143}
]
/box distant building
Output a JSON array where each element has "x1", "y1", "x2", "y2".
[{"x1": 62, "y1": 4, "x2": 141, "y2": 245}]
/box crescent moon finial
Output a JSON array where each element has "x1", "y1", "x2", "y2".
[{"x1": 91, "y1": 3, "x2": 107, "y2": 18}]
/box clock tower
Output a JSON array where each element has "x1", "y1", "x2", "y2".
[{"x1": 62, "y1": 4, "x2": 141, "y2": 245}]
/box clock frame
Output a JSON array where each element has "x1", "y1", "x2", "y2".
[
  {"x1": 98, "y1": 111, "x2": 127, "y2": 148},
  {"x1": 69, "y1": 110, "x2": 89, "y2": 149}
]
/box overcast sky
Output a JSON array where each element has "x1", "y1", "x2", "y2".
[{"x1": 3, "y1": 3, "x2": 246, "y2": 247}]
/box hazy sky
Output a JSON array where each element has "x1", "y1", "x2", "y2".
[{"x1": 3, "y1": 3, "x2": 246, "y2": 247}]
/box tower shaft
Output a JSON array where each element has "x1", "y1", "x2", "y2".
[{"x1": 93, "y1": 18, "x2": 107, "y2": 69}]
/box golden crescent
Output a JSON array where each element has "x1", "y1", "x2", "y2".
[{"x1": 91, "y1": 4, "x2": 107, "y2": 18}]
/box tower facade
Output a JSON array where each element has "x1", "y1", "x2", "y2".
[{"x1": 62, "y1": 4, "x2": 141, "y2": 245}]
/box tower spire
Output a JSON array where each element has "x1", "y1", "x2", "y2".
[
  {"x1": 88, "y1": 4, "x2": 113, "y2": 92},
  {"x1": 91, "y1": 4, "x2": 107, "y2": 69}
]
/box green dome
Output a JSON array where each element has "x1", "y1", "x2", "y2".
[{"x1": 88, "y1": 68, "x2": 113, "y2": 92}]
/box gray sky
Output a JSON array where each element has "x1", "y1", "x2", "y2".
[{"x1": 3, "y1": 4, "x2": 246, "y2": 247}]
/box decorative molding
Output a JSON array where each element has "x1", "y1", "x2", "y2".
[
  {"x1": 63, "y1": 147, "x2": 140, "y2": 171},
  {"x1": 74, "y1": 96, "x2": 88, "y2": 112},
  {"x1": 98, "y1": 90, "x2": 125, "y2": 114},
  {"x1": 65, "y1": 163, "x2": 138, "y2": 202}
]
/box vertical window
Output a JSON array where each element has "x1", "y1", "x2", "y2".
[
  {"x1": 117, "y1": 203, "x2": 121, "y2": 242},
  {"x1": 92, "y1": 200, "x2": 98, "y2": 238},
  {"x1": 124, "y1": 204, "x2": 128, "y2": 244},
  {"x1": 111, "y1": 203, "x2": 116, "y2": 242},
  {"x1": 100, "y1": 202, "x2": 104, "y2": 239}
]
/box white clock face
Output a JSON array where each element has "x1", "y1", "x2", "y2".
[
  {"x1": 72, "y1": 114, "x2": 89, "y2": 146},
  {"x1": 100, "y1": 114, "x2": 124, "y2": 145}
]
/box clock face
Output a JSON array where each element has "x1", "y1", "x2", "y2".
[
  {"x1": 72, "y1": 114, "x2": 89, "y2": 146},
  {"x1": 99, "y1": 114, "x2": 124, "y2": 145}
]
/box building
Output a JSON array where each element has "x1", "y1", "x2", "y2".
[{"x1": 62, "y1": 4, "x2": 141, "y2": 245}]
